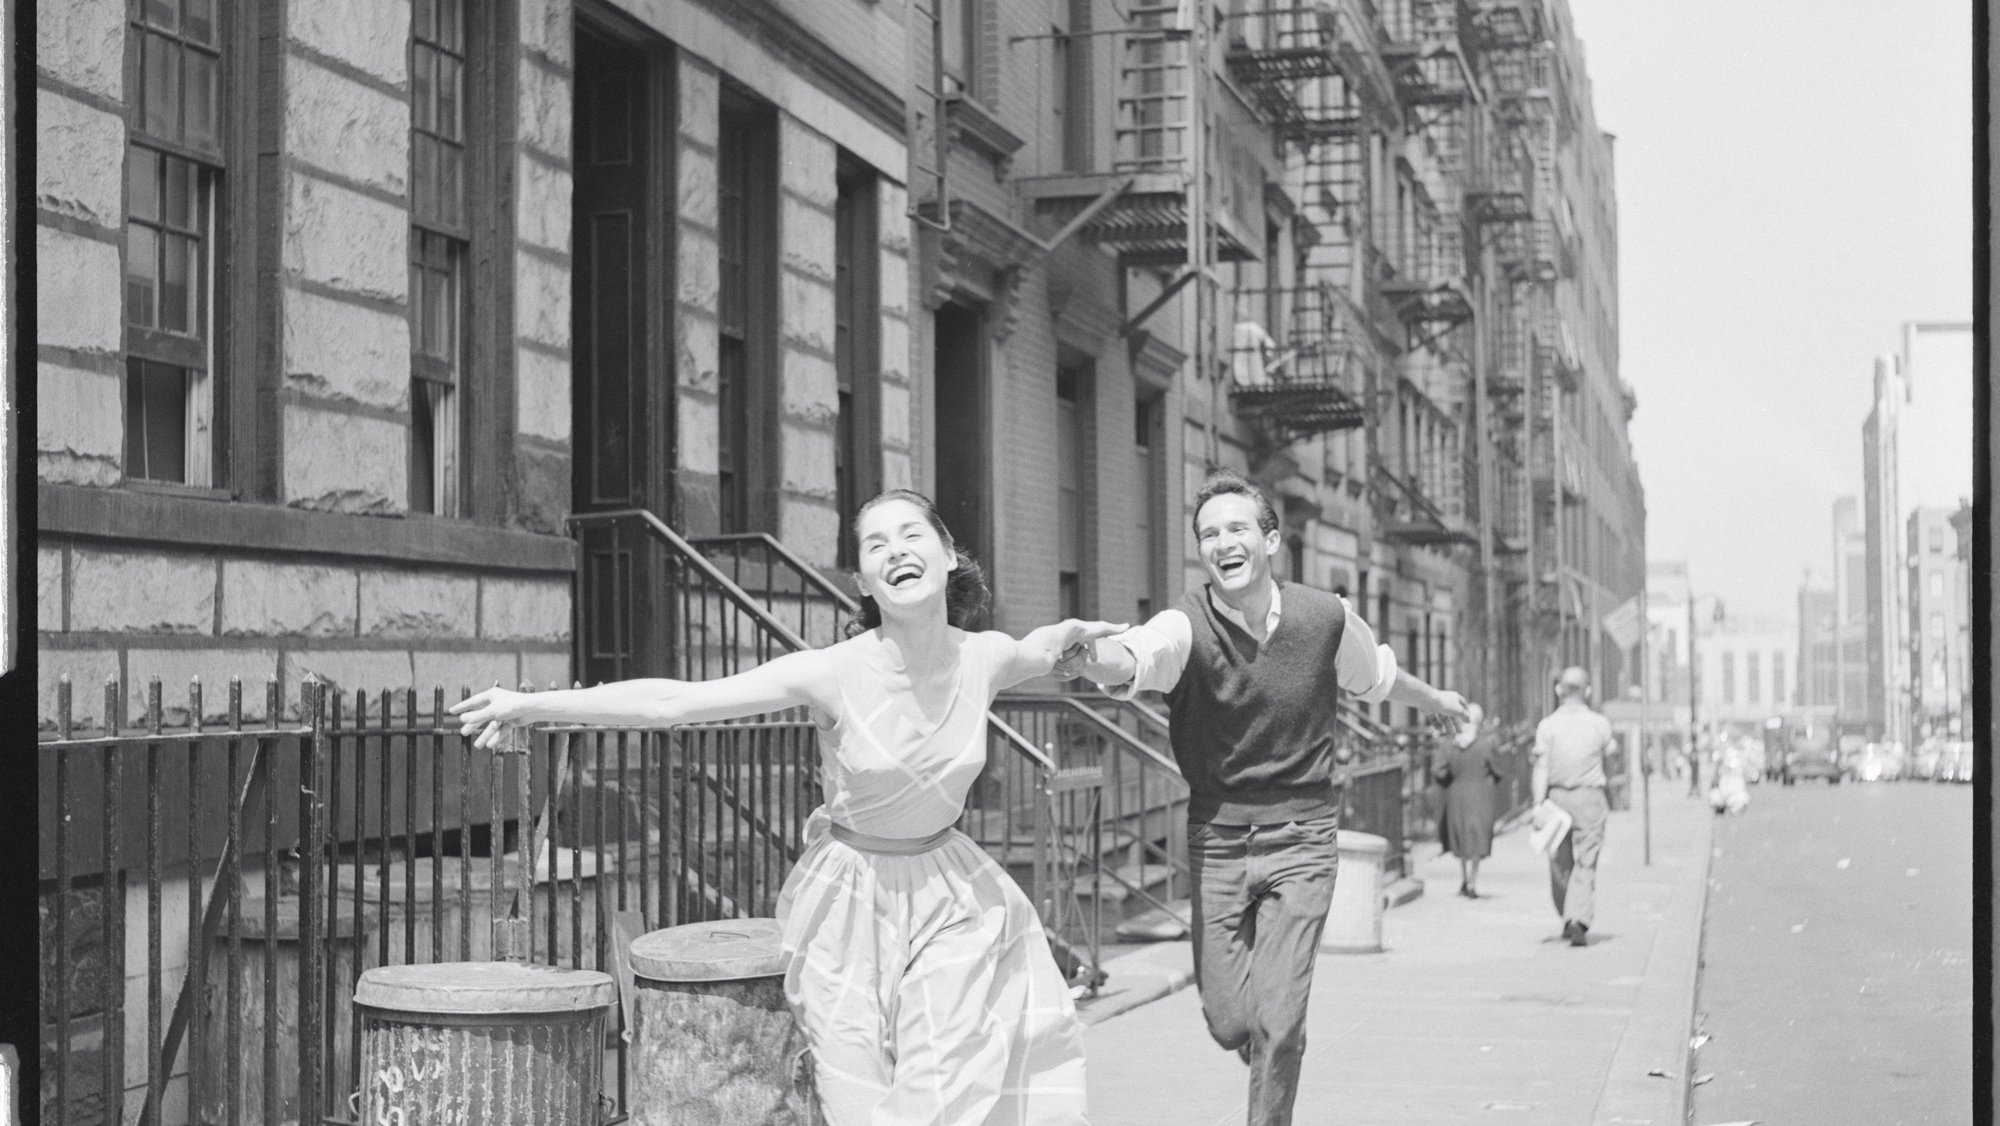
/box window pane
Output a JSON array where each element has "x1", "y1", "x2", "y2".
[
  {"x1": 163, "y1": 154, "x2": 194, "y2": 229},
  {"x1": 436, "y1": 55, "x2": 462, "y2": 142},
  {"x1": 161, "y1": 232, "x2": 192, "y2": 333},
  {"x1": 413, "y1": 134, "x2": 438, "y2": 225},
  {"x1": 146, "y1": 0, "x2": 178, "y2": 33},
  {"x1": 428, "y1": 262, "x2": 453, "y2": 361},
  {"x1": 127, "y1": 225, "x2": 159, "y2": 328},
  {"x1": 128, "y1": 148, "x2": 161, "y2": 223},
  {"x1": 127, "y1": 360, "x2": 189, "y2": 483},
  {"x1": 438, "y1": 144, "x2": 462, "y2": 228},
  {"x1": 412, "y1": 48, "x2": 435, "y2": 134},
  {"x1": 414, "y1": 0, "x2": 436, "y2": 44},
  {"x1": 182, "y1": 0, "x2": 214, "y2": 44},
  {"x1": 184, "y1": 51, "x2": 218, "y2": 149},
  {"x1": 143, "y1": 34, "x2": 175, "y2": 140},
  {"x1": 438, "y1": 0, "x2": 462, "y2": 52}
]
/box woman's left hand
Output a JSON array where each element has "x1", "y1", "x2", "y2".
[{"x1": 449, "y1": 685, "x2": 531, "y2": 750}]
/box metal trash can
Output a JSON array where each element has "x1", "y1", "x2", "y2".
[
  {"x1": 354, "y1": 962, "x2": 616, "y2": 1126},
  {"x1": 1322, "y1": 830, "x2": 1389, "y2": 954},
  {"x1": 628, "y1": 918, "x2": 819, "y2": 1125}
]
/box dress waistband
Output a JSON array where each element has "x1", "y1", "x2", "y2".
[{"x1": 829, "y1": 823, "x2": 957, "y2": 856}]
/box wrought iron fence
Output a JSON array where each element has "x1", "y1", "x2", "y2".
[{"x1": 38, "y1": 670, "x2": 1124, "y2": 1126}]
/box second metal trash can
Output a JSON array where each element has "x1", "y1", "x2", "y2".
[
  {"x1": 628, "y1": 917, "x2": 820, "y2": 1125},
  {"x1": 1322, "y1": 830, "x2": 1390, "y2": 954},
  {"x1": 354, "y1": 961, "x2": 617, "y2": 1126}
]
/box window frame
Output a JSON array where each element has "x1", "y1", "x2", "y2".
[
  {"x1": 408, "y1": 0, "x2": 471, "y2": 517},
  {"x1": 123, "y1": 0, "x2": 228, "y2": 490}
]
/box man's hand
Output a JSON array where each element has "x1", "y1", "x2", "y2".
[
  {"x1": 1530, "y1": 802, "x2": 1549, "y2": 830},
  {"x1": 1053, "y1": 640, "x2": 1095, "y2": 680}
]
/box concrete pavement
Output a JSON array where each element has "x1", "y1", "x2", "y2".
[{"x1": 1077, "y1": 780, "x2": 1714, "y2": 1125}]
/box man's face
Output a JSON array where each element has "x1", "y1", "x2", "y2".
[{"x1": 1194, "y1": 492, "x2": 1279, "y2": 598}]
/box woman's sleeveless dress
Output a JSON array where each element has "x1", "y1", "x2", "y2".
[{"x1": 775, "y1": 628, "x2": 1089, "y2": 1126}]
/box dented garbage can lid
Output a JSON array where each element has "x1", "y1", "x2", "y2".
[
  {"x1": 630, "y1": 918, "x2": 787, "y2": 982},
  {"x1": 1336, "y1": 830, "x2": 1389, "y2": 855},
  {"x1": 354, "y1": 962, "x2": 617, "y2": 1015}
]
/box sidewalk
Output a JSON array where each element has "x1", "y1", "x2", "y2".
[{"x1": 1078, "y1": 782, "x2": 1714, "y2": 1126}]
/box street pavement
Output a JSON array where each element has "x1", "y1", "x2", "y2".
[
  {"x1": 1078, "y1": 778, "x2": 1713, "y2": 1126},
  {"x1": 1688, "y1": 779, "x2": 1974, "y2": 1125}
]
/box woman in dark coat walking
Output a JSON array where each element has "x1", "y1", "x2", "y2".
[{"x1": 1437, "y1": 703, "x2": 1503, "y2": 897}]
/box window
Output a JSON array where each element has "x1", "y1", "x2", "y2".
[
  {"x1": 125, "y1": 0, "x2": 223, "y2": 486},
  {"x1": 717, "y1": 93, "x2": 776, "y2": 533},
  {"x1": 410, "y1": 0, "x2": 466, "y2": 515},
  {"x1": 1056, "y1": 364, "x2": 1091, "y2": 619},
  {"x1": 1060, "y1": 0, "x2": 1092, "y2": 171},
  {"x1": 1134, "y1": 393, "x2": 1162, "y2": 622},
  {"x1": 1746, "y1": 651, "x2": 1760, "y2": 705},
  {"x1": 940, "y1": 0, "x2": 979, "y2": 98},
  {"x1": 1773, "y1": 652, "x2": 1786, "y2": 707},
  {"x1": 834, "y1": 161, "x2": 881, "y2": 568},
  {"x1": 1721, "y1": 651, "x2": 1735, "y2": 705},
  {"x1": 1929, "y1": 526, "x2": 1943, "y2": 554}
]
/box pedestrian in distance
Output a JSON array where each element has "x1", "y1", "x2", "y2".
[
  {"x1": 453, "y1": 488, "x2": 1122, "y2": 1126},
  {"x1": 1532, "y1": 666, "x2": 1615, "y2": 947},
  {"x1": 1436, "y1": 702, "x2": 1503, "y2": 898},
  {"x1": 1063, "y1": 469, "x2": 1470, "y2": 1126}
]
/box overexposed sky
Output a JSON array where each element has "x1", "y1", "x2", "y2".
[{"x1": 1565, "y1": 0, "x2": 1973, "y2": 616}]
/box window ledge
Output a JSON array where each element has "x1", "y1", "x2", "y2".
[{"x1": 40, "y1": 483, "x2": 578, "y2": 573}]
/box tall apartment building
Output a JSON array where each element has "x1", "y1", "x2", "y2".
[
  {"x1": 36, "y1": 0, "x2": 1636, "y2": 732},
  {"x1": 1862, "y1": 356, "x2": 1907, "y2": 744},
  {"x1": 1906, "y1": 505, "x2": 1969, "y2": 741}
]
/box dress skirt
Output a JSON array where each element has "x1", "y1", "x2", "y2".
[{"x1": 776, "y1": 828, "x2": 1090, "y2": 1126}]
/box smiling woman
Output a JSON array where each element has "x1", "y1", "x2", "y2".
[
  {"x1": 448, "y1": 488, "x2": 1125, "y2": 1125},
  {"x1": 844, "y1": 488, "x2": 991, "y2": 637}
]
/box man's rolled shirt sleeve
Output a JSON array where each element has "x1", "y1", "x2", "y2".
[
  {"x1": 1335, "y1": 597, "x2": 1400, "y2": 704},
  {"x1": 1096, "y1": 609, "x2": 1193, "y2": 699}
]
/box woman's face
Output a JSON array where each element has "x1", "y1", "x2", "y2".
[{"x1": 854, "y1": 498, "x2": 957, "y2": 615}]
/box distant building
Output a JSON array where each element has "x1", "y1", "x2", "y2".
[
  {"x1": 1906, "y1": 506, "x2": 1969, "y2": 741},
  {"x1": 1695, "y1": 608, "x2": 1796, "y2": 733},
  {"x1": 1795, "y1": 584, "x2": 1838, "y2": 710},
  {"x1": 1828, "y1": 496, "x2": 1870, "y2": 730},
  {"x1": 1861, "y1": 358, "x2": 1907, "y2": 744},
  {"x1": 1638, "y1": 559, "x2": 1694, "y2": 763}
]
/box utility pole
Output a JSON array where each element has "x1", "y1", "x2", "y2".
[{"x1": 1687, "y1": 586, "x2": 1700, "y2": 798}]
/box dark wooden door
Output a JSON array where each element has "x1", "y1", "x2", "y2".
[{"x1": 572, "y1": 21, "x2": 673, "y2": 683}]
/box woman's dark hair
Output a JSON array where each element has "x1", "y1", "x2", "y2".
[{"x1": 842, "y1": 489, "x2": 992, "y2": 638}]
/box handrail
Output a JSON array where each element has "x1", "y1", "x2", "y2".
[
  {"x1": 572, "y1": 514, "x2": 1060, "y2": 776},
  {"x1": 688, "y1": 531, "x2": 863, "y2": 616},
  {"x1": 1001, "y1": 692, "x2": 1184, "y2": 778},
  {"x1": 568, "y1": 508, "x2": 814, "y2": 652}
]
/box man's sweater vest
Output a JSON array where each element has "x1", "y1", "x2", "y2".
[{"x1": 1167, "y1": 581, "x2": 1351, "y2": 825}]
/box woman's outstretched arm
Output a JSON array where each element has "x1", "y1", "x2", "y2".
[
  {"x1": 450, "y1": 648, "x2": 834, "y2": 748},
  {"x1": 993, "y1": 619, "x2": 1131, "y2": 690}
]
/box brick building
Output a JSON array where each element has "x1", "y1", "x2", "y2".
[
  {"x1": 36, "y1": 1, "x2": 1646, "y2": 1119},
  {"x1": 1906, "y1": 505, "x2": 1969, "y2": 742}
]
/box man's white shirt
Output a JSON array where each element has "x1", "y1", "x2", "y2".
[{"x1": 1098, "y1": 582, "x2": 1400, "y2": 703}]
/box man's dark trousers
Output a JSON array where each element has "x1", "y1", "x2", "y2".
[{"x1": 1188, "y1": 813, "x2": 1339, "y2": 1126}]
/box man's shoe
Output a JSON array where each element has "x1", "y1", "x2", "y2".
[
  {"x1": 1560, "y1": 920, "x2": 1581, "y2": 943},
  {"x1": 1567, "y1": 922, "x2": 1589, "y2": 947}
]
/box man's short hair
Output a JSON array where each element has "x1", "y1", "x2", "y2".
[{"x1": 1191, "y1": 469, "x2": 1279, "y2": 537}]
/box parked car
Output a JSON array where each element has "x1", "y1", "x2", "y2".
[
  {"x1": 1912, "y1": 741, "x2": 1944, "y2": 781},
  {"x1": 1849, "y1": 742, "x2": 1906, "y2": 782},
  {"x1": 1771, "y1": 719, "x2": 1841, "y2": 785},
  {"x1": 1939, "y1": 741, "x2": 1975, "y2": 784}
]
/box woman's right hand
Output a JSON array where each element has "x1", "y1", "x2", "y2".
[{"x1": 449, "y1": 686, "x2": 531, "y2": 750}]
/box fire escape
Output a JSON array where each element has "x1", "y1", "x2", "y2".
[{"x1": 1218, "y1": 1, "x2": 1391, "y2": 444}]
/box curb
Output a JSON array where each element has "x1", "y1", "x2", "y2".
[
  {"x1": 1076, "y1": 943, "x2": 1197, "y2": 1027},
  {"x1": 1592, "y1": 804, "x2": 1716, "y2": 1126}
]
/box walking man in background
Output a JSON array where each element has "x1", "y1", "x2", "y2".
[
  {"x1": 1533, "y1": 666, "x2": 1615, "y2": 947},
  {"x1": 1064, "y1": 470, "x2": 1469, "y2": 1126}
]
